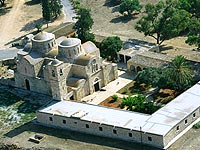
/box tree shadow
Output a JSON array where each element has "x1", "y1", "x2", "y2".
[
  {"x1": 103, "y1": 0, "x2": 121, "y2": 7},
  {"x1": 110, "y1": 15, "x2": 137, "y2": 23},
  {"x1": 24, "y1": 0, "x2": 41, "y2": 6},
  {"x1": 159, "y1": 45, "x2": 174, "y2": 51},
  {"x1": 111, "y1": 5, "x2": 119, "y2": 13},
  {"x1": 20, "y1": 18, "x2": 44, "y2": 32},
  {"x1": 0, "y1": 6, "x2": 12, "y2": 16}
]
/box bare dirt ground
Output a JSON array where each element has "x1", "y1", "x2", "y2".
[
  {"x1": 0, "y1": 0, "x2": 65, "y2": 48},
  {"x1": 80, "y1": 0, "x2": 200, "y2": 61}
]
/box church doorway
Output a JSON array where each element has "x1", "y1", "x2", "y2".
[
  {"x1": 94, "y1": 82, "x2": 100, "y2": 91},
  {"x1": 25, "y1": 79, "x2": 30, "y2": 90},
  {"x1": 93, "y1": 78, "x2": 100, "y2": 92}
]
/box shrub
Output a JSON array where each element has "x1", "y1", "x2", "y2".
[
  {"x1": 193, "y1": 123, "x2": 200, "y2": 129},
  {"x1": 122, "y1": 88, "x2": 128, "y2": 94},
  {"x1": 112, "y1": 94, "x2": 118, "y2": 102}
]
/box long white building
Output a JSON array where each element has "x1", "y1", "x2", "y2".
[{"x1": 36, "y1": 82, "x2": 200, "y2": 149}]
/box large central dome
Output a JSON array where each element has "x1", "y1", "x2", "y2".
[
  {"x1": 33, "y1": 31, "x2": 54, "y2": 41},
  {"x1": 59, "y1": 38, "x2": 81, "y2": 47}
]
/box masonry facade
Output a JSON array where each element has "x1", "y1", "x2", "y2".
[
  {"x1": 14, "y1": 31, "x2": 118, "y2": 101},
  {"x1": 37, "y1": 82, "x2": 200, "y2": 149}
]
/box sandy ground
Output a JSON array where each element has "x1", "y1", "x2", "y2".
[{"x1": 0, "y1": 0, "x2": 69, "y2": 48}]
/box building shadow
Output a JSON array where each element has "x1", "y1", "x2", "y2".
[
  {"x1": 24, "y1": 0, "x2": 41, "y2": 6},
  {"x1": 4, "y1": 121, "x2": 160, "y2": 150},
  {"x1": 126, "y1": 38, "x2": 156, "y2": 46}
]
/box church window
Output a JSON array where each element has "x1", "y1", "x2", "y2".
[
  {"x1": 92, "y1": 59, "x2": 97, "y2": 73},
  {"x1": 60, "y1": 69, "x2": 63, "y2": 76},
  {"x1": 52, "y1": 70, "x2": 55, "y2": 77},
  {"x1": 48, "y1": 43, "x2": 51, "y2": 48}
]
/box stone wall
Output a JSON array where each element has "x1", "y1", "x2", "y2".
[
  {"x1": 15, "y1": 73, "x2": 51, "y2": 95},
  {"x1": 36, "y1": 111, "x2": 164, "y2": 149},
  {"x1": 164, "y1": 107, "x2": 200, "y2": 147}
]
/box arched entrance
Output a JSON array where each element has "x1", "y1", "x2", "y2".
[
  {"x1": 136, "y1": 66, "x2": 142, "y2": 72},
  {"x1": 93, "y1": 78, "x2": 100, "y2": 92},
  {"x1": 25, "y1": 79, "x2": 30, "y2": 90},
  {"x1": 130, "y1": 65, "x2": 136, "y2": 72}
]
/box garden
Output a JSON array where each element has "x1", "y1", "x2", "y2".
[{"x1": 100, "y1": 55, "x2": 196, "y2": 115}]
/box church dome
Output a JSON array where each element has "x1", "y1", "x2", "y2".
[
  {"x1": 33, "y1": 31, "x2": 54, "y2": 41},
  {"x1": 23, "y1": 43, "x2": 32, "y2": 52},
  {"x1": 59, "y1": 38, "x2": 81, "y2": 47}
]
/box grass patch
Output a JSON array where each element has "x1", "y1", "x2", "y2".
[
  {"x1": 0, "y1": 89, "x2": 42, "y2": 135},
  {"x1": 193, "y1": 122, "x2": 200, "y2": 129}
]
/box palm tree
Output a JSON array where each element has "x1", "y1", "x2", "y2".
[{"x1": 166, "y1": 55, "x2": 193, "y2": 90}]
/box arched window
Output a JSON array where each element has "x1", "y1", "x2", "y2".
[
  {"x1": 92, "y1": 59, "x2": 97, "y2": 73},
  {"x1": 60, "y1": 69, "x2": 63, "y2": 76},
  {"x1": 52, "y1": 70, "x2": 55, "y2": 77}
]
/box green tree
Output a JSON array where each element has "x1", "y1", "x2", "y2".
[
  {"x1": 119, "y1": 0, "x2": 142, "y2": 16},
  {"x1": 41, "y1": 0, "x2": 62, "y2": 21},
  {"x1": 185, "y1": 17, "x2": 200, "y2": 49},
  {"x1": 0, "y1": 0, "x2": 5, "y2": 6},
  {"x1": 35, "y1": 24, "x2": 43, "y2": 33},
  {"x1": 74, "y1": 8, "x2": 95, "y2": 43},
  {"x1": 179, "y1": 0, "x2": 200, "y2": 18},
  {"x1": 179, "y1": 0, "x2": 200, "y2": 49},
  {"x1": 136, "y1": 67, "x2": 166, "y2": 88},
  {"x1": 100, "y1": 36, "x2": 122, "y2": 61},
  {"x1": 135, "y1": 0, "x2": 190, "y2": 45},
  {"x1": 166, "y1": 55, "x2": 193, "y2": 90}
]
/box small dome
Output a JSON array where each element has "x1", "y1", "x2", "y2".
[
  {"x1": 23, "y1": 43, "x2": 32, "y2": 52},
  {"x1": 59, "y1": 38, "x2": 81, "y2": 47},
  {"x1": 33, "y1": 32, "x2": 54, "y2": 41}
]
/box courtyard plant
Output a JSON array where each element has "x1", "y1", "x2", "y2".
[
  {"x1": 120, "y1": 95, "x2": 161, "y2": 114},
  {"x1": 111, "y1": 94, "x2": 118, "y2": 102}
]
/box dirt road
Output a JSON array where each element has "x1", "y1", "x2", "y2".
[{"x1": 0, "y1": 0, "x2": 25, "y2": 48}]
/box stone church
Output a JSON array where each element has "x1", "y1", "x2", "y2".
[{"x1": 15, "y1": 31, "x2": 118, "y2": 101}]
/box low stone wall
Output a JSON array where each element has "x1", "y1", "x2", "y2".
[
  {"x1": 0, "y1": 78, "x2": 15, "y2": 87},
  {"x1": 0, "y1": 58, "x2": 16, "y2": 67}
]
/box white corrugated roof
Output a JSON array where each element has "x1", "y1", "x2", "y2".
[{"x1": 38, "y1": 82, "x2": 200, "y2": 136}]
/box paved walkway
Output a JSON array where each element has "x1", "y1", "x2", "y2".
[{"x1": 81, "y1": 70, "x2": 135, "y2": 104}]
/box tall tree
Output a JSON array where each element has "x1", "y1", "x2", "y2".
[
  {"x1": 74, "y1": 8, "x2": 95, "y2": 43},
  {"x1": 100, "y1": 36, "x2": 122, "y2": 61},
  {"x1": 166, "y1": 55, "x2": 193, "y2": 90},
  {"x1": 0, "y1": 0, "x2": 6, "y2": 6},
  {"x1": 41, "y1": 0, "x2": 62, "y2": 21},
  {"x1": 135, "y1": 0, "x2": 190, "y2": 45},
  {"x1": 119, "y1": 0, "x2": 142, "y2": 16},
  {"x1": 179, "y1": 0, "x2": 200, "y2": 49},
  {"x1": 185, "y1": 17, "x2": 200, "y2": 49}
]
